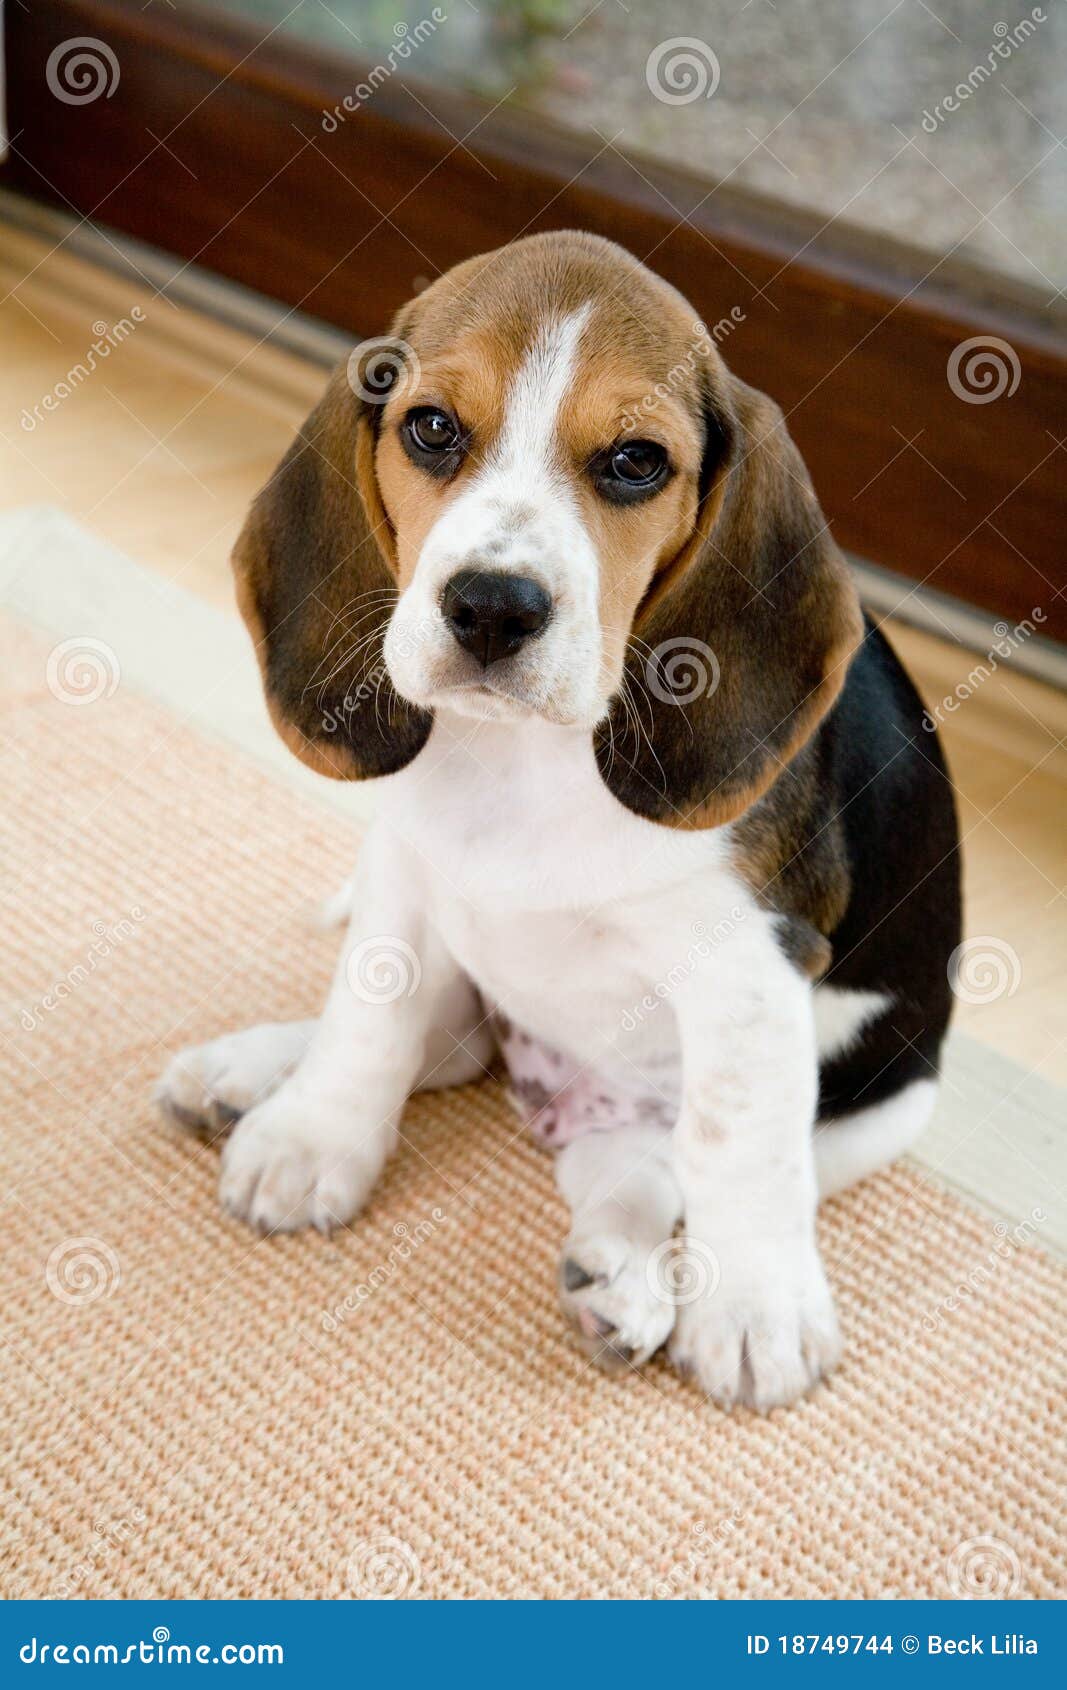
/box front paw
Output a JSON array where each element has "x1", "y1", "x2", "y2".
[
  {"x1": 669, "y1": 1251, "x2": 841, "y2": 1412},
  {"x1": 219, "y1": 1091, "x2": 383, "y2": 1235}
]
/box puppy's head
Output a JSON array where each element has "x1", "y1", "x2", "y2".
[{"x1": 234, "y1": 231, "x2": 862, "y2": 824}]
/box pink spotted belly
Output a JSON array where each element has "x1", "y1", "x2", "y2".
[{"x1": 491, "y1": 1011, "x2": 677, "y2": 1148}]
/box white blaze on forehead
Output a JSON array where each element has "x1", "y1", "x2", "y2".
[
  {"x1": 385, "y1": 298, "x2": 606, "y2": 728},
  {"x1": 491, "y1": 304, "x2": 593, "y2": 477}
]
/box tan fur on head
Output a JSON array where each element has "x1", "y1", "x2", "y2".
[
  {"x1": 371, "y1": 235, "x2": 705, "y2": 649},
  {"x1": 232, "y1": 230, "x2": 862, "y2": 823}
]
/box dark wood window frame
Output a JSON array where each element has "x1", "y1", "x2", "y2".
[{"x1": 3, "y1": 0, "x2": 1065, "y2": 641}]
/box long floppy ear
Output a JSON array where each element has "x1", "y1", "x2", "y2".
[
  {"x1": 595, "y1": 369, "x2": 863, "y2": 828},
  {"x1": 232, "y1": 361, "x2": 432, "y2": 780}
]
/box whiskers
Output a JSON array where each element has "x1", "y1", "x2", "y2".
[
  {"x1": 610, "y1": 635, "x2": 670, "y2": 795},
  {"x1": 301, "y1": 587, "x2": 400, "y2": 728}
]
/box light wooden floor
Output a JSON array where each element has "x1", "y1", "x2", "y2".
[{"x1": 2, "y1": 222, "x2": 1064, "y2": 1084}]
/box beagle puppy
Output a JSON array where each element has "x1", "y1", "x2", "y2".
[{"x1": 159, "y1": 232, "x2": 961, "y2": 1410}]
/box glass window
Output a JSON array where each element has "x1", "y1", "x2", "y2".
[{"x1": 193, "y1": 0, "x2": 1064, "y2": 299}]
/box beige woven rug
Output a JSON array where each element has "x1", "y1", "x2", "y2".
[{"x1": 1, "y1": 567, "x2": 1064, "y2": 1599}]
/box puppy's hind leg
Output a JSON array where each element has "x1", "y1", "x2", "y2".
[
  {"x1": 556, "y1": 1123, "x2": 682, "y2": 1371},
  {"x1": 814, "y1": 1078, "x2": 939, "y2": 1199},
  {"x1": 157, "y1": 1020, "x2": 315, "y2": 1142}
]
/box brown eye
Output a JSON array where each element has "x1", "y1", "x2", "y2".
[
  {"x1": 612, "y1": 442, "x2": 666, "y2": 483},
  {"x1": 592, "y1": 439, "x2": 671, "y2": 503},
  {"x1": 405, "y1": 408, "x2": 460, "y2": 456}
]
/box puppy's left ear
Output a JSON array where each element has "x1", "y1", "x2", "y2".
[
  {"x1": 232, "y1": 359, "x2": 432, "y2": 781},
  {"x1": 596, "y1": 370, "x2": 863, "y2": 827}
]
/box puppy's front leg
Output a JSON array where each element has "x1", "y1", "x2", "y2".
[
  {"x1": 668, "y1": 930, "x2": 840, "y2": 1411},
  {"x1": 220, "y1": 824, "x2": 455, "y2": 1234}
]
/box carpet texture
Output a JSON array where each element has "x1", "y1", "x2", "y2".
[{"x1": 1, "y1": 612, "x2": 1063, "y2": 1601}]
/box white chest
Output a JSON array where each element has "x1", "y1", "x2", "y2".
[{"x1": 383, "y1": 712, "x2": 757, "y2": 1102}]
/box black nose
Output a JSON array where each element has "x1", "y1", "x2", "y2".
[{"x1": 440, "y1": 568, "x2": 552, "y2": 668}]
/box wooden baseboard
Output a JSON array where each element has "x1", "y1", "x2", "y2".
[{"x1": 3, "y1": 0, "x2": 1065, "y2": 639}]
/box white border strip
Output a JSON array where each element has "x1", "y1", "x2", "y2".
[{"x1": 0, "y1": 504, "x2": 379, "y2": 826}]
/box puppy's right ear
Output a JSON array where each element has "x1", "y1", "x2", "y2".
[{"x1": 232, "y1": 362, "x2": 432, "y2": 780}]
